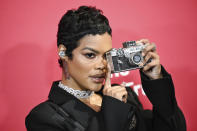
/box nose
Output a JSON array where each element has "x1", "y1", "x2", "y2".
[{"x1": 96, "y1": 57, "x2": 107, "y2": 70}]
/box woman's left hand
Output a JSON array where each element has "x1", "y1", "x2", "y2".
[{"x1": 136, "y1": 39, "x2": 163, "y2": 80}]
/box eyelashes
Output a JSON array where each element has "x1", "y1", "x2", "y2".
[
  {"x1": 84, "y1": 53, "x2": 96, "y2": 59},
  {"x1": 83, "y1": 52, "x2": 107, "y2": 60}
]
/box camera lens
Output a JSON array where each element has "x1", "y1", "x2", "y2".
[
  {"x1": 129, "y1": 52, "x2": 142, "y2": 65},
  {"x1": 133, "y1": 54, "x2": 141, "y2": 63}
]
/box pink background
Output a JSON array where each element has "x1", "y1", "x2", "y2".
[{"x1": 0, "y1": 0, "x2": 197, "y2": 130}]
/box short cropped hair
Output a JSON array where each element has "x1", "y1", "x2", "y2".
[{"x1": 57, "y1": 6, "x2": 112, "y2": 67}]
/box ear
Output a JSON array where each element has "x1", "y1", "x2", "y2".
[{"x1": 58, "y1": 44, "x2": 68, "y2": 61}]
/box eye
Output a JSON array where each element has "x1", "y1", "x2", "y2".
[
  {"x1": 103, "y1": 54, "x2": 107, "y2": 60},
  {"x1": 84, "y1": 53, "x2": 96, "y2": 59}
]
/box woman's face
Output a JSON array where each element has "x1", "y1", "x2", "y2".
[{"x1": 66, "y1": 32, "x2": 112, "y2": 91}]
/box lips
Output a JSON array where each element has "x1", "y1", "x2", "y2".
[{"x1": 90, "y1": 74, "x2": 105, "y2": 83}]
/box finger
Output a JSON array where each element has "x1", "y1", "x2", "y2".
[
  {"x1": 113, "y1": 86, "x2": 127, "y2": 93},
  {"x1": 105, "y1": 86, "x2": 122, "y2": 95},
  {"x1": 142, "y1": 52, "x2": 158, "y2": 67},
  {"x1": 144, "y1": 51, "x2": 159, "y2": 60},
  {"x1": 143, "y1": 61, "x2": 156, "y2": 71},
  {"x1": 142, "y1": 43, "x2": 157, "y2": 57},
  {"x1": 143, "y1": 64, "x2": 162, "y2": 79},
  {"x1": 115, "y1": 90, "x2": 128, "y2": 102},
  {"x1": 104, "y1": 85, "x2": 128, "y2": 102},
  {"x1": 122, "y1": 94, "x2": 128, "y2": 103},
  {"x1": 143, "y1": 52, "x2": 160, "y2": 69},
  {"x1": 143, "y1": 43, "x2": 156, "y2": 53},
  {"x1": 136, "y1": 39, "x2": 156, "y2": 56},
  {"x1": 143, "y1": 59, "x2": 160, "y2": 71},
  {"x1": 136, "y1": 40, "x2": 150, "y2": 49},
  {"x1": 136, "y1": 39, "x2": 150, "y2": 44},
  {"x1": 144, "y1": 51, "x2": 159, "y2": 62},
  {"x1": 120, "y1": 82, "x2": 126, "y2": 87},
  {"x1": 143, "y1": 53, "x2": 160, "y2": 71},
  {"x1": 151, "y1": 43, "x2": 156, "y2": 52},
  {"x1": 144, "y1": 52, "x2": 152, "y2": 64},
  {"x1": 104, "y1": 63, "x2": 111, "y2": 89},
  {"x1": 104, "y1": 86, "x2": 126, "y2": 97}
]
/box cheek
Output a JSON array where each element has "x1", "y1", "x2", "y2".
[
  {"x1": 79, "y1": 55, "x2": 100, "y2": 65},
  {"x1": 73, "y1": 54, "x2": 100, "y2": 69},
  {"x1": 69, "y1": 57, "x2": 95, "y2": 75}
]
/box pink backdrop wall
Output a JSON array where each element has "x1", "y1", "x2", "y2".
[{"x1": 0, "y1": 0, "x2": 197, "y2": 130}]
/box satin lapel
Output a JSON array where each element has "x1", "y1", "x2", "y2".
[
  {"x1": 61, "y1": 99, "x2": 97, "y2": 128},
  {"x1": 48, "y1": 81, "x2": 97, "y2": 128}
]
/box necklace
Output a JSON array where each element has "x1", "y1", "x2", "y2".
[{"x1": 58, "y1": 81, "x2": 94, "y2": 99}]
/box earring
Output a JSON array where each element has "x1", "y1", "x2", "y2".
[
  {"x1": 64, "y1": 62, "x2": 70, "y2": 80},
  {"x1": 59, "y1": 50, "x2": 65, "y2": 58},
  {"x1": 66, "y1": 70, "x2": 70, "y2": 80}
]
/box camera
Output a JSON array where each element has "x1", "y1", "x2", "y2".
[{"x1": 105, "y1": 41, "x2": 146, "y2": 73}]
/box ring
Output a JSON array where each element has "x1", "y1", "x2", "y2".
[{"x1": 152, "y1": 43, "x2": 156, "y2": 51}]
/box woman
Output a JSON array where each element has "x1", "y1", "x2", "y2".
[{"x1": 25, "y1": 6, "x2": 186, "y2": 131}]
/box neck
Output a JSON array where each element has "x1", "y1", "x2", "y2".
[
  {"x1": 61, "y1": 70, "x2": 87, "y2": 91},
  {"x1": 61, "y1": 72, "x2": 102, "y2": 109}
]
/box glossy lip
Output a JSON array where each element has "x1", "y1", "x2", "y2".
[{"x1": 89, "y1": 73, "x2": 106, "y2": 83}]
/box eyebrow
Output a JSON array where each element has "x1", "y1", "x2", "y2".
[{"x1": 81, "y1": 47, "x2": 112, "y2": 54}]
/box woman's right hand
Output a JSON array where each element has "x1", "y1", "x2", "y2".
[{"x1": 102, "y1": 63, "x2": 128, "y2": 103}]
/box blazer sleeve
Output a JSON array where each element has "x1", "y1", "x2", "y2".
[
  {"x1": 139, "y1": 65, "x2": 186, "y2": 131},
  {"x1": 25, "y1": 102, "x2": 67, "y2": 131},
  {"x1": 97, "y1": 95, "x2": 135, "y2": 131}
]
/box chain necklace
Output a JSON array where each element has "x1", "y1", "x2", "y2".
[{"x1": 58, "y1": 81, "x2": 94, "y2": 99}]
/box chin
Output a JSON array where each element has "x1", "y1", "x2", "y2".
[{"x1": 89, "y1": 83, "x2": 103, "y2": 92}]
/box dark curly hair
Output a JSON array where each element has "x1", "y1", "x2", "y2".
[{"x1": 57, "y1": 6, "x2": 112, "y2": 67}]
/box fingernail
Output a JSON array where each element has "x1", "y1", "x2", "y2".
[
  {"x1": 139, "y1": 62, "x2": 144, "y2": 67},
  {"x1": 121, "y1": 82, "x2": 126, "y2": 86},
  {"x1": 142, "y1": 52, "x2": 145, "y2": 57}
]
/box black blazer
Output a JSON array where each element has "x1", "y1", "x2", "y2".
[{"x1": 25, "y1": 67, "x2": 186, "y2": 131}]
